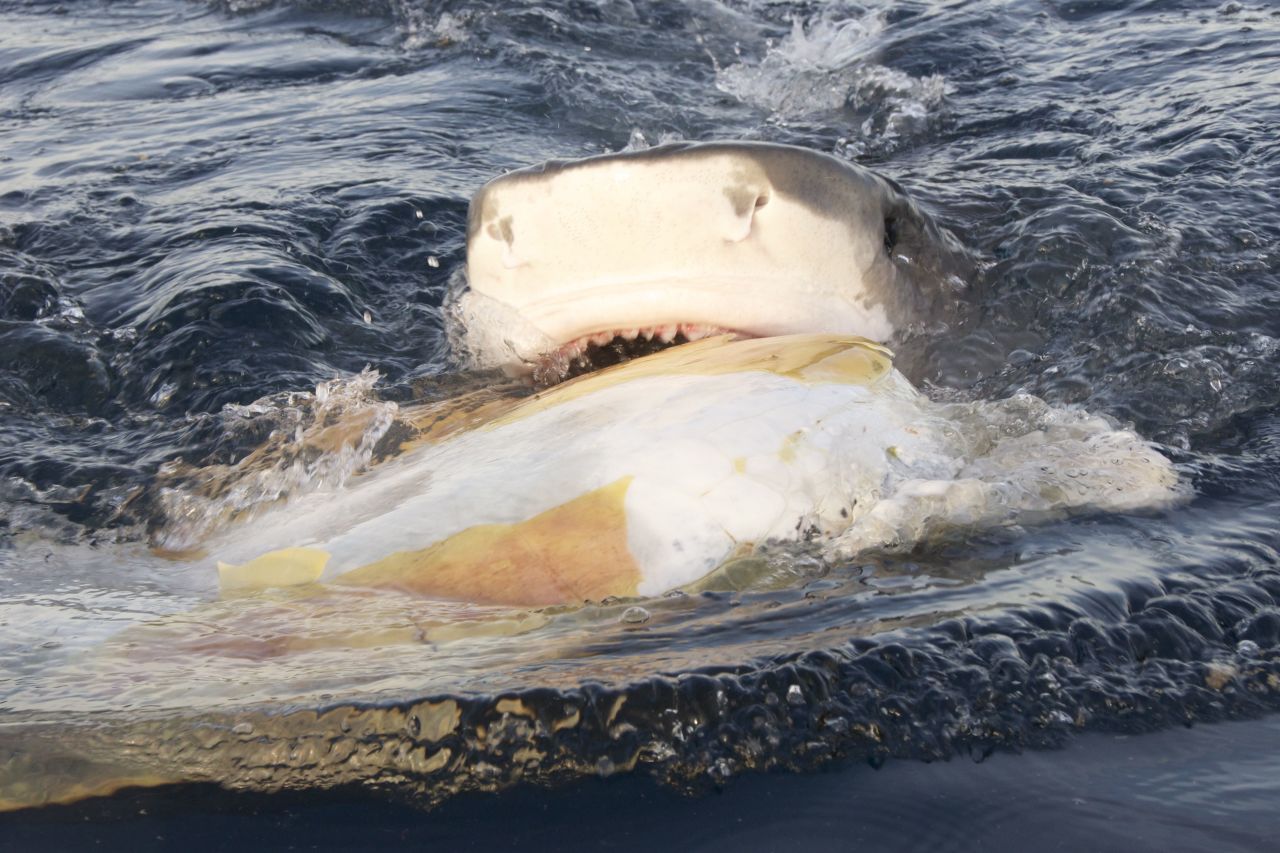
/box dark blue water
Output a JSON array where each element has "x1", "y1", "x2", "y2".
[{"x1": 2, "y1": 0, "x2": 1280, "y2": 847}]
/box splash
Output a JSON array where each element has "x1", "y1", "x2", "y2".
[
  {"x1": 716, "y1": 14, "x2": 945, "y2": 150},
  {"x1": 833, "y1": 393, "x2": 1187, "y2": 557},
  {"x1": 393, "y1": 0, "x2": 474, "y2": 50},
  {"x1": 154, "y1": 369, "x2": 397, "y2": 552}
]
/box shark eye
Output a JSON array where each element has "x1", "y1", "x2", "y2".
[{"x1": 883, "y1": 216, "x2": 899, "y2": 256}]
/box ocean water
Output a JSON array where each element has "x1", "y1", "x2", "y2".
[{"x1": 1, "y1": 0, "x2": 1279, "y2": 847}]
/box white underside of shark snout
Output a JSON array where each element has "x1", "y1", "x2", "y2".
[{"x1": 455, "y1": 143, "x2": 902, "y2": 372}]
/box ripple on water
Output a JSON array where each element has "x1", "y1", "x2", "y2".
[{"x1": 0, "y1": 0, "x2": 1279, "y2": 812}]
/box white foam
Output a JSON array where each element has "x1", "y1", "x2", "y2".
[{"x1": 831, "y1": 394, "x2": 1187, "y2": 558}]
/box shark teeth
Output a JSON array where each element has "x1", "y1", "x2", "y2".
[{"x1": 530, "y1": 324, "x2": 741, "y2": 387}]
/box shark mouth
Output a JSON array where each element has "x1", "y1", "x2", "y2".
[{"x1": 530, "y1": 322, "x2": 741, "y2": 386}]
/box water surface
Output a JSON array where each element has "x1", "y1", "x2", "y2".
[{"x1": 1, "y1": 0, "x2": 1279, "y2": 840}]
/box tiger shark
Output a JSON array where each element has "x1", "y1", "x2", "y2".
[{"x1": 0, "y1": 143, "x2": 1183, "y2": 813}]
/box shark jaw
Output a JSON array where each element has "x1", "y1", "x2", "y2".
[{"x1": 528, "y1": 323, "x2": 737, "y2": 386}]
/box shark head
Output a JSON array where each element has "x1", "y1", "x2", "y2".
[{"x1": 449, "y1": 141, "x2": 968, "y2": 381}]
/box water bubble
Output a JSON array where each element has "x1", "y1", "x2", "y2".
[
  {"x1": 1236, "y1": 639, "x2": 1261, "y2": 658},
  {"x1": 620, "y1": 606, "x2": 650, "y2": 624},
  {"x1": 427, "y1": 256, "x2": 440, "y2": 268},
  {"x1": 786, "y1": 684, "x2": 804, "y2": 706}
]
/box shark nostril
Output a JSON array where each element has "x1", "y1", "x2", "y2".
[{"x1": 754, "y1": 194, "x2": 770, "y2": 209}]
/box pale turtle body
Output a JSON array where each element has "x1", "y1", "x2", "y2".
[{"x1": 210, "y1": 334, "x2": 1179, "y2": 606}]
